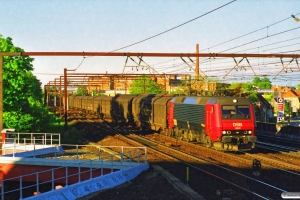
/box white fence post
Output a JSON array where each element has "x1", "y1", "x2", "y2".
[
  {"x1": 13, "y1": 138, "x2": 16, "y2": 157},
  {"x1": 76, "y1": 145, "x2": 78, "y2": 160}
]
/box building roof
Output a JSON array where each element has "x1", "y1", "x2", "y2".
[
  {"x1": 294, "y1": 90, "x2": 300, "y2": 96},
  {"x1": 282, "y1": 90, "x2": 300, "y2": 98}
]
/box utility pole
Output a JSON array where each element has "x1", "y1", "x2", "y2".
[
  {"x1": 64, "y1": 68, "x2": 68, "y2": 138},
  {"x1": 195, "y1": 44, "x2": 199, "y2": 78}
]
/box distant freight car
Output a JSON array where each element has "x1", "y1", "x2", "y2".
[
  {"x1": 132, "y1": 94, "x2": 174, "y2": 129},
  {"x1": 68, "y1": 94, "x2": 256, "y2": 151}
]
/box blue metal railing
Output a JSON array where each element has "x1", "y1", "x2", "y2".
[{"x1": 0, "y1": 143, "x2": 147, "y2": 199}]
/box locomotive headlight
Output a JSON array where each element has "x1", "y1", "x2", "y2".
[
  {"x1": 248, "y1": 131, "x2": 252, "y2": 134},
  {"x1": 222, "y1": 131, "x2": 227, "y2": 134},
  {"x1": 233, "y1": 99, "x2": 238, "y2": 103}
]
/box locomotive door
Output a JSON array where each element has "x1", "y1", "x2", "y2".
[{"x1": 206, "y1": 105, "x2": 213, "y2": 136}]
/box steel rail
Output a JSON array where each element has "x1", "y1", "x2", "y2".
[
  {"x1": 64, "y1": 111, "x2": 291, "y2": 199},
  {"x1": 121, "y1": 134, "x2": 285, "y2": 199},
  {"x1": 256, "y1": 141, "x2": 299, "y2": 151}
]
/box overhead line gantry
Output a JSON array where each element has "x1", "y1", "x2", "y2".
[{"x1": 0, "y1": 51, "x2": 299, "y2": 133}]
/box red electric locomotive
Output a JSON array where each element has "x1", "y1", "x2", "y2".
[
  {"x1": 68, "y1": 94, "x2": 256, "y2": 151},
  {"x1": 167, "y1": 96, "x2": 257, "y2": 151}
]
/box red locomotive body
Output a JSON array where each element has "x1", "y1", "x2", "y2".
[{"x1": 168, "y1": 96, "x2": 256, "y2": 151}]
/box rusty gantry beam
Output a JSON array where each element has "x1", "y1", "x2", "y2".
[{"x1": 20, "y1": 52, "x2": 300, "y2": 58}]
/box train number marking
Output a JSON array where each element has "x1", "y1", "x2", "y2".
[{"x1": 233, "y1": 123, "x2": 242, "y2": 127}]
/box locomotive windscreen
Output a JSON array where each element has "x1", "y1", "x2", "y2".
[{"x1": 222, "y1": 105, "x2": 251, "y2": 119}]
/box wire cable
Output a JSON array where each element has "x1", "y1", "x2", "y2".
[
  {"x1": 109, "y1": 0, "x2": 236, "y2": 52},
  {"x1": 150, "y1": 18, "x2": 300, "y2": 72},
  {"x1": 219, "y1": 27, "x2": 300, "y2": 53},
  {"x1": 74, "y1": 57, "x2": 86, "y2": 72},
  {"x1": 201, "y1": 12, "x2": 300, "y2": 51},
  {"x1": 234, "y1": 37, "x2": 300, "y2": 53},
  {"x1": 195, "y1": 27, "x2": 300, "y2": 67},
  {"x1": 73, "y1": 1, "x2": 236, "y2": 72},
  {"x1": 262, "y1": 42, "x2": 300, "y2": 52}
]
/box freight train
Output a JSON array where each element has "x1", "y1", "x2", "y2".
[{"x1": 68, "y1": 94, "x2": 257, "y2": 151}]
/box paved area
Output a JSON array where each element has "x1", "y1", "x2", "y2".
[{"x1": 152, "y1": 165, "x2": 206, "y2": 200}]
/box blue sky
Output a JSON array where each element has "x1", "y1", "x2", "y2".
[{"x1": 0, "y1": 0, "x2": 299, "y2": 87}]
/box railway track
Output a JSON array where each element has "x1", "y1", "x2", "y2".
[
  {"x1": 75, "y1": 121, "x2": 289, "y2": 199},
  {"x1": 146, "y1": 132, "x2": 300, "y2": 173},
  {"x1": 116, "y1": 134, "x2": 286, "y2": 200},
  {"x1": 255, "y1": 141, "x2": 300, "y2": 159},
  {"x1": 131, "y1": 133, "x2": 300, "y2": 192},
  {"x1": 257, "y1": 133, "x2": 300, "y2": 148},
  {"x1": 68, "y1": 116, "x2": 300, "y2": 199},
  {"x1": 74, "y1": 120, "x2": 300, "y2": 173}
]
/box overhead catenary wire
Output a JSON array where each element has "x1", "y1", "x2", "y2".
[
  {"x1": 191, "y1": 28, "x2": 300, "y2": 72},
  {"x1": 235, "y1": 36, "x2": 300, "y2": 53},
  {"x1": 80, "y1": 5, "x2": 299, "y2": 76},
  {"x1": 201, "y1": 12, "x2": 300, "y2": 52},
  {"x1": 153, "y1": 55, "x2": 297, "y2": 76},
  {"x1": 219, "y1": 27, "x2": 300, "y2": 53},
  {"x1": 159, "y1": 57, "x2": 299, "y2": 77},
  {"x1": 41, "y1": 6, "x2": 300, "y2": 84},
  {"x1": 149, "y1": 22, "x2": 300, "y2": 74},
  {"x1": 109, "y1": 0, "x2": 236, "y2": 53},
  {"x1": 278, "y1": 50, "x2": 300, "y2": 53},
  {"x1": 262, "y1": 42, "x2": 300, "y2": 52},
  {"x1": 188, "y1": 13, "x2": 300, "y2": 69},
  {"x1": 73, "y1": 0, "x2": 236, "y2": 72}
]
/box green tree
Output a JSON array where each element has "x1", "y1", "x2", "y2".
[
  {"x1": 259, "y1": 77, "x2": 272, "y2": 89},
  {"x1": 252, "y1": 76, "x2": 272, "y2": 89},
  {"x1": 252, "y1": 77, "x2": 261, "y2": 86},
  {"x1": 228, "y1": 82, "x2": 258, "y2": 102},
  {"x1": 297, "y1": 84, "x2": 300, "y2": 90},
  {"x1": 1, "y1": 35, "x2": 55, "y2": 132},
  {"x1": 76, "y1": 86, "x2": 89, "y2": 96},
  {"x1": 130, "y1": 75, "x2": 164, "y2": 94},
  {"x1": 170, "y1": 79, "x2": 191, "y2": 95},
  {"x1": 263, "y1": 93, "x2": 273, "y2": 102},
  {"x1": 284, "y1": 101, "x2": 291, "y2": 115},
  {"x1": 91, "y1": 89, "x2": 106, "y2": 96}
]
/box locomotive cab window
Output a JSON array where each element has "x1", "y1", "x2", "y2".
[
  {"x1": 222, "y1": 105, "x2": 250, "y2": 119},
  {"x1": 237, "y1": 105, "x2": 250, "y2": 118},
  {"x1": 222, "y1": 106, "x2": 235, "y2": 115}
]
